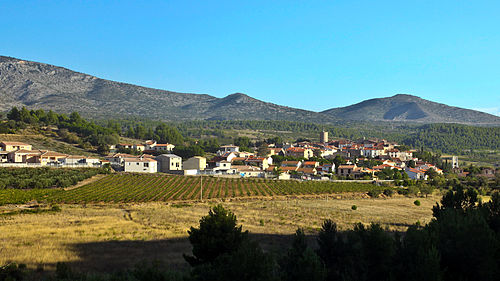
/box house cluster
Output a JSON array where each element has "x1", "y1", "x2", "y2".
[
  {"x1": 0, "y1": 141, "x2": 102, "y2": 167},
  {"x1": 2, "y1": 132, "x2": 449, "y2": 181},
  {"x1": 113, "y1": 140, "x2": 175, "y2": 154}
]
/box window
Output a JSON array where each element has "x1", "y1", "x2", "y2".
[{"x1": 144, "y1": 163, "x2": 149, "y2": 167}]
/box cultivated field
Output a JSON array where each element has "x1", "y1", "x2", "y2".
[
  {"x1": 0, "y1": 196, "x2": 437, "y2": 273},
  {"x1": 0, "y1": 174, "x2": 386, "y2": 205}
]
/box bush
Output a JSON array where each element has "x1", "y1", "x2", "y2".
[
  {"x1": 368, "y1": 189, "x2": 382, "y2": 198},
  {"x1": 383, "y1": 189, "x2": 394, "y2": 197},
  {"x1": 414, "y1": 200, "x2": 421, "y2": 206},
  {"x1": 351, "y1": 205, "x2": 357, "y2": 210}
]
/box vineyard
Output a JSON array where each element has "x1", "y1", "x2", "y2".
[{"x1": 0, "y1": 174, "x2": 386, "y2": 205}]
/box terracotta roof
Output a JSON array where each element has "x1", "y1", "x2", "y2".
[
  {"x1": 265, "y1": 165, "x2": 276, "y2": 172},
  {"x1": 155, "y1": 143, "x2": 173, "y2": 147},
  {"x1": 41, "y1": 151, "x2": 68, "y2": 157},
  {"x1": 231, "y1": 157, "x2": 246, "y2": 162},
  {"x1": 297, "y1": 167, "x2": 316, "y2": 174},
  {"x1": 287, "y1": 147, "x2": 306, "y2": 152},
  {"x1": 338, "y1": 165, "x2": 356, "y2": 169}
]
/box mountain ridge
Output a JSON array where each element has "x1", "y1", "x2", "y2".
[{"x1": 1, "y1": 55, "x2": 499, "y2": 125}]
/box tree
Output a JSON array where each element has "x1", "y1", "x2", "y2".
[
  {"x1": 317, "y1": 220, "x2": 344, "y2": 281},
  {"x1": 272, "y1": 166, "x2": 282, "y2": 177},
  {"x1": 190, "y1": 240, "x2": 276, "y2": 281},
  {"x1": 6, "y1": 107, "x2": 21, "y2": 121},
  {"x1": 184, "y1": 205, "x2": 248, "y2": 267},
  {"x1": 394, "y1": 226, "x2": 442, "y2": 281},
  {"x1": 257, "y1": 143, "x2": 270, "y2": 157},
  {"x1": 97, "y1": 144, "x2": 110, "y2": 156},
  {"x1": 280, "y1": 228, "x2": 325, "y2": 281},
  {"x1": 155, "y1": 123, "x2": 183, "y2": 145},
  {"x1": 234, "y1": 137, "x2": 251, "y2": 151}
]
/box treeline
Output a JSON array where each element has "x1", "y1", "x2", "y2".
[
  {"x1": 172, "y1": 120, "x2": 500, "y2": 155},
  {"x1": 2, "y1": 107, "x2": 185, "y2": 154},
  {"x1": 4, "y1": 107, "x2": 121, "y2": 154},
  {"x1": 0, "y1": 167, "x2": 109, "y2": 189},
  {"x1": 3, "y1": 107, "x2": 499, "y2": 156},
  {"x1": 402, "y1": 123, "x2": 500, "y2": 154}
]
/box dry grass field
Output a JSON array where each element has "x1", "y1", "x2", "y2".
[{"x1": 0, "y1": 195, "x2": 438, "y2": 273}]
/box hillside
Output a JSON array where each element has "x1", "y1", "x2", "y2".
[
  {"x1": 321, "y1": 94, "x2": 500, "y2": 124},
  {"x1": 0, "y1": 56, "x2": 325, "y2": 122},
  {"x1": 1, "y1": 55, "x2": 499, "y2": 125}
]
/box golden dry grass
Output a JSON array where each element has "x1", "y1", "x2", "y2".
[{"x1": 0, "y1": 196, "x2": 438, "y2": 273}]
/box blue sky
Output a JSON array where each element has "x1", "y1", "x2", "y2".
[{"x1": 1, "y1": 0, "x2": 499, "y2": 115}]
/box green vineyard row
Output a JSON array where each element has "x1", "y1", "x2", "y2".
[{"x1": 0, "y1": 174, "x2": 385, "y2": 205}]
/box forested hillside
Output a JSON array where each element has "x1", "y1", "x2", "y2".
[{"x1": 2, "y1": 107, "x2": 499, "y2": 157}]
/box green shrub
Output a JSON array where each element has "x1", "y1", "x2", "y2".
[
  {"x1": 383, "y1": 189, "x2": 394, "y2": 197},
  {"x1": 368, "y1": 189, "x2": 382, "y2": 198},
  {"x1": 351, "y1": 205, "x2": 357, "y2": 210},
  {"x1": 414, "y1": 200, "x2": 421, "y2": 206}
]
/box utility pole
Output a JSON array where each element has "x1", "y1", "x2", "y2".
[{"x1": 200, "y1": 174, "x2": 203, "y2": 201}]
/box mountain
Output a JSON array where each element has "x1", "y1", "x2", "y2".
[
  {"x1": 0, "y1": 56, "x2": 323, "y2": 122},
  {"x1": 321, "y1": 94, "x2": 500, "y2": 124},
  {"x1": 1, "y1": 55, "x2": 499, "y2": 125}
]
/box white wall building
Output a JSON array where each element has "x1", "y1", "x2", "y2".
[{"x1": 124, "y1": 158, "x2": 157, "y2": 173}]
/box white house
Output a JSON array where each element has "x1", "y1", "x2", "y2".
[
  {"x1": 360, "y1": 148, "x2": 384, "y2": 158},
  {"x1": 124, "y1": 157, "x2": 157, "y2": 173},
  {"x1": 404, "y1": 167, "x2": 428, "y2": 180},
  {"x1": 149, "y1": 143, "x2": 175, "y2": 152},
  {"x1": 217, "y1": 145, "x2": 239, "y2": 155}
]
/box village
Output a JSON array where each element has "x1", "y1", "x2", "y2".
[{"x1": 0, "y1": 131, "x2": 458, "y2": 181}]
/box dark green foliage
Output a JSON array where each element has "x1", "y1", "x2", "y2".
[
  {"x1": 367, "y1": 189, "x2": 381, "y2": 198},
  {"x1": 184, "y1": 204, "x2": 248, "y2": 267},
  {"x1": 316, "y1": 222, "x2": 396, "y2": 281},
  {"x1": 414, "y1": 200, "x2": 421, "y2": 206},
  {"x1": 352, "y1": 223, "x2": 396, "y2": 281},
  {"x1": 427, "y1": 209, "x2": 499, "y2": 281},
  {"x1": 173, "y1": 145, "x2": 204, "y2": 159},
  {"x1": 0, "y1": 167, "x2": 108, "y2": 189},
  {"x1": 154, "y1": 123, "x2": 183, "y2": 145},
  {"x1": 432, "y1": 186, "x2": 478, "y2": 218},
  {"x1": 190, "y1": 240, "x2": 276, "y2": 281},
  {"x1": 383, "y1": 188, "x2": 394, "y2": 197},
  {"x1": 280, "y1": 228, "x2": 325, "y2": 281},
  {"x1": 351, "y1": 205, "x2": 357, "y2": 210},
  {"x1": 316, "y1": 220, "x2": 343, "y2": 281},
  {"x1": 6, "y1": 107, "x2": 121, "y2": 148},
  {"x1": 186, "y1": 205, "x2": 276, "y2": 281},
  {"x1": 394, "y1": 226, "x2": 442, "y2": 281}
]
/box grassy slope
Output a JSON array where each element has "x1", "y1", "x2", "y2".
[{"x1": 0, "y1": 130, "x2": 98, "y2": 156}]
